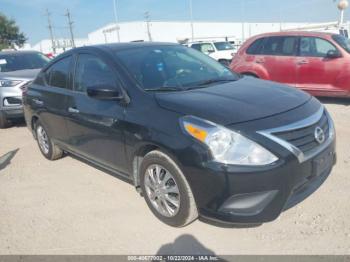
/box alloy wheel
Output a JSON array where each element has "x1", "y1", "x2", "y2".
[
  {"x1": 144, "y1": 164, "x2": 180, "y2": 217},
  {"x1": 37, "y1": 126, "x2": 49, "y2": 155}
]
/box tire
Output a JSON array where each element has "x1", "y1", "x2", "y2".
[
  {"x1": 0, "y1": 111, "x2": 9, "y2": 129},
  {"x1": 140, "y1": 150, "x2": 198, "y2": 227},
  {"x1": 35, "y1": 120, "x2": 63, "y2": 160}
]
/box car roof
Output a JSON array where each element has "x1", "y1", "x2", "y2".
[{"x1": 251, "y1": 31, "x2": 337, "y2": 39}]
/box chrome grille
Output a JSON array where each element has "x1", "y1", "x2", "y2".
[
  {"x1": 258, "y1": 107, "x2": 335, "y2": 163},
  {"x1": 272, "y1": 112, "x2": 329, "y2": 155}
]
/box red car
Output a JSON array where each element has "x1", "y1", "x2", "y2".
[{"x1": 230, "y1": 31, "x2": 350, "y2": 97}]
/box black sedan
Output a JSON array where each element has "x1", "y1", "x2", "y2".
[{"x1": 23, "y1": 43, "x2": 336, "y2": 227}]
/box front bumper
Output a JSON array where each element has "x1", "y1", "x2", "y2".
[
  {"x1": 1, "y1": 106, "x2": 24, "y2": 119},
  {"x1": 181, "y1": 133, "x2": 336, "y2": 226}
]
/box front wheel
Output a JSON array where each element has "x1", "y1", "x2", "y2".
[
  {"x1": 140, "y1": 150, "x2": 198, "y2": 227},
  {"x1": 35, "y1": 121, "x2": 64, "y2": 160}
]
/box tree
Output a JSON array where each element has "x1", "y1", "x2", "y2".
[{"x1": 0, "y1": 13, "x2": 26, "y2": 50}]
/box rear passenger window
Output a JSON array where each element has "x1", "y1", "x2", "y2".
[
  {"x1": 246, "y1": 38, "x2": 265, "y2": 54},
  {"x1": 46, "y1": 56, "x2": 72, "y2": 88},
  {"x1": 261, "y1": 36, "x2": 297, "y2": 56}
]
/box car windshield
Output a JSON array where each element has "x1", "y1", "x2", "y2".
[
  {"x1": 332, "y1": 34, "x2": 350, "y2": 53},
  {"x1": 0, "y1": 52, "x2": 50, "y2": 72},
  {"x1": 213, "y1": 42, "x2": 234, "y2": 51},
  {"x1": 115, "y1": 45, "x2": 238, "y2": 91}
]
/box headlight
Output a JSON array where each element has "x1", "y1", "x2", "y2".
[
  {"x1": 180, "y1": 116, "x2": 278, "y2": 166},
  {"x1": 0, "y1": 79, "x2": 23, "y2": 87}
]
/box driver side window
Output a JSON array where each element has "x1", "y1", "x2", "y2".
[
  {"x1": 299, "y1": 37, "x2": 338, "y2": 57},
  {"x1": 74, "y1": 54, "x2": 117, "y2": 93}
]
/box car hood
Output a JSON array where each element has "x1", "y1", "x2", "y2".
[
  {"x1": 0, "y1": 69, "x2": 40, "y2": 80},
  {"x1": 155, "y1": 77, "x2": 311, "y2": 126}
]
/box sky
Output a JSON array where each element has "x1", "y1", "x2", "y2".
[{"x1": 0, "y1": 0, "x2": 348, "y2": 45}]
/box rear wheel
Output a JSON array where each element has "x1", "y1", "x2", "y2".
[
  {"x1": 140, "y1": 150, "x2": 198, "y2": 227},
  {"x1": 35, "y1": 121, "x2": 63, "y2": 160},
  {"x1": 0, "y1": 112, "x2": 9, "y2": 129}
]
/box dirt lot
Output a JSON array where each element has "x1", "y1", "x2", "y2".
[{"x1": 0, "y1": 99, "x2": 350, "y2": 255}]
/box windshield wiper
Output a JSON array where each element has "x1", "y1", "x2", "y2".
[
  {"x1": 143, "y1": 86, "x2": 183, "y2": 92},
  {"x1": 185, "y1": 78, "x2": 237, "y2": 90}
]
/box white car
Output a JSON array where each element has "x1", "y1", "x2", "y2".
[{"x1": 188, "y1": 41, "x2": 236, "y2": 65}]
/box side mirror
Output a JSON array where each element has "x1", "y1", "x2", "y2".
[
  {"x1": 87, "y1": 85, "x2": 124, "y2": 101},
  {"x1": 326, "y1": 50, "x2": 341, "y2": 59}
]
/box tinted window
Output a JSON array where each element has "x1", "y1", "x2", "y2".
[
  {"x1": 191, "y1": 44, "x2": 201, "y2": 51},
  {"x1": 332, "y1": 34, "x2": 350, "y2": 53},
  {"x1": 48, "y1": 56, "x2": 72, "y2": 88},
  {"x1": 299, "y1": 37, "x2": 338, "y2": 57},
  {"x1": 115, "y1": 45, "x2": 238, "y2": 91},
  {"x1": 0, "y1": 52, "x2": 50, "y2": 72},
  {"x1": 213, "y1": 42, "x2": 234, "y2": 51},
  {"x1": 246, "y1": 38, "x2": 265, "y2": 54},
  {"x1": 74, "y1": 54, "x2": 116, "y2": 93},
  {"x1": 261, "y1": 36, "x2": 297, "y2": 56},
  {"x1": 191, "y1": 43, "x2": 215, "y2": 53}
]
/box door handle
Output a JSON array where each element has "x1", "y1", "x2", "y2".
[
  {"x1": 68, "y1": 107, "x2": 79, "y2": 114},
  {"x1": 297, "y1": 60, "x2": 309, "y2": 65},
  {"x1": 256, "y1": 59, "x2": 265, "y2": 64},
  {"x1": 32, "y1": 98, "x2": 43, "y2": 106}
]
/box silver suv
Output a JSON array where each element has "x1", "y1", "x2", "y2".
[{"x1": 0, "y1": 51, "x2": 49, "y2": 128}]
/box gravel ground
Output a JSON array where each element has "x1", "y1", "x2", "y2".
[{"x1": 0, "y1": 99, "x2": 350, "y2": 255}]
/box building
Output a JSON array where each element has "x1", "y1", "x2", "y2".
[
  {"x1": 87, "y1": 20, "x2": 344, "y2": 45},
  {"x1": 30, "y1": 20, "x2": 350, "y2": 54}
]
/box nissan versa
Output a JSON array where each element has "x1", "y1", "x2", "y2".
[{"x1": 23, "y1": 43, "x2": 336, "y2": 227}]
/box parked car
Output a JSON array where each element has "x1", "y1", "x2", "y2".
[
  {"x1": 188, "y1": 41, "x2": 235, "y2": 65},
  {"x1": 0, "y1": 51, "x2": 50, "y2": 128},
  {"x1": 24, "y1": 43, "x2": 336, "y2": 227},
  {"x1": 230, "y1": 31, "x2": 350, "y2": 98}
]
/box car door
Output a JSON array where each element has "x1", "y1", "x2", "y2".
[
  {"x1": 65, "y1": 52, "x2": 128, "y2": 173},
  {"x1": 296, "y1": 36, "x2": 343, "y2": 93},
  {"x1": 257, "y1": 36, "x2": 298, "y2": 86},
  {"x1": 32, "y1": 55, "x2": 73, "y2": 144}
]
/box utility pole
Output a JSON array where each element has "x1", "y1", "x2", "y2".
[
  {"x1": 113, "y1": 0, "x2": 121, "y2": 42},
  {"x1": 241, "y1": 0, "x2": 245, "y2": 42},
  {"x1": 65, "y1": 9, "x2": 75, "y2": 48},
  {"x1": 144, "y1": 11, "x2": 152, "y2": 42},
  {"x1": 189, "y1": 0, "x2": 194, "y2": 41},
  {"x1": 45, "y1": 8, "x2": 56, "y2": 54}
]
